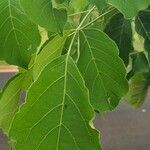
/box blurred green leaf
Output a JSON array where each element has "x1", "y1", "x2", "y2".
[
  {"x1": 107, "y1": 0, "x2": 150, "y2": 18},
  {"x1": 126, "y1": 72, "x2": 150, "y2": 108},
  {"x1": 70, "y1": 0, "x2": 89, "y2": 12}
]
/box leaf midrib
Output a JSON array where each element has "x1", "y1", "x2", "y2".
[{"x1": 56, "y1": 58, "x2": 68, "y2": 150}]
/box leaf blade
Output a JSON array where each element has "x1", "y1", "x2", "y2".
[
  {"x1": 0, "y1": 0, "x2": 41, "y2": 68},
  {"x1": 126, "y1": 72, "x2": 150, "y2": 108},
  {"x1": 33, "y1": 34, "x2": 68, "y2": 79},
  {"x1": 107, "y1": 0, "x2": 150, "y2": 18},
  {"x1": 0, "y1": 74, "x2": 25, "y2": 134},
  {"x1": 78, "y1": 28, "x2": 128, "y2": 111},
  {"x1": 135, "y1": 7, "x2": 150, "y2": 53},
  {"x1": 9, "y1": 56, "x2": 101, "y2": 150},
  {"x1": 20, "y1": 0, "x2": 67, "y2": 34},
  {"x1": 104, "y1": 13, "x2": 133, "y2": 65}
]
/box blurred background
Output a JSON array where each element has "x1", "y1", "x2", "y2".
[{"x1": 0, "y1": 72, "x2": 150, "y2": 150}]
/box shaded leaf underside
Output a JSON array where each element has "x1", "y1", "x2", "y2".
[
  {"x1": 135, "y1": 8, "x2": 150, "y2": 53},
  {"x1": 104, "y1": 13, "x2": 133, "y2": 65}
]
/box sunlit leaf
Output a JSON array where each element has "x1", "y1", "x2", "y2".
[
  {"x1": 0, "y1": 74, "x2": 25, "y2": 134},
  {"x1": 0, "y1": 0, "x2": 41, "y2": 68},
  {"x1": 20, "y1": 0, "x2": 67, "y2": 34},
  {"x1": 107, "y1": 0, "x2": 150, "y2": 18},
  {"x1": 33, "y1": 34, "x2": 68, "y2": 79},
  {"x1": 77, "y1": 28, "x2": 128, "y2": 111},
  {"x1": 70, "y1": 0, "x2": 89, "y2": 12},
  {"x1": 9, "y1": 56, "x2": 101, "y2": 150}
]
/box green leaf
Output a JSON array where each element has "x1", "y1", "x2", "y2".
[
  {"x1": 20, "y1": 0, "x2": 67, "y2": 34},
  {"x1": 53, "y1": 8, "x2": 68, "y2": 35},
  {"x1": 0, "y1": 61, "x2": 8, "y2": 65},
  {"x1": 55, "y1": 0, "x2": 66, "y2": 4},
  {"x1": 70, "y1": 0, "x2": 89, "y2": 12},
  {"x1": 77, "y1": 28, "x2": 128, "y2": 111},
  {"x1": 33, "y1": 34, "x2": 68, "y2": 79},
  {"x1": 107, "y1": 0, "x2": 150, "y2": 18},
  {"x1": 0, "y1": 0, "x2": 41, "y2": 68},
  {"x1": 89, "y1": 0, "x2": 107, "y2": 11},
  {"x1": 0, "y1": 74, "x2": 25, "y2": 134},
  {"x1": 135, "y1": 7, "x2": 150, "y2": 53},
  {"x1": 9, "y1": 55, "x2": 101, "y2": 150},
  {"x1": 104, "y1": 13, "x2": 133, "y2": 65},
  {"x1": 126, "y1": 72, "x2": 150, "y2": 108},
  {"x1": 132, "y1": 52, "x2": 149, "y2": 73},
  {"x1": 128, "y1": 52, "x2": 150, "y2": 79}
]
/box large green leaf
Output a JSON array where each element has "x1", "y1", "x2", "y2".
[
  {"x1": 104, "y1": 13, "x2": 133, "y2": 65},
  {"x1": 0, "y1": 74, "x2": 25, "y2": 134},
  {"x1": 0, "y1": 0, "x2": 41, "y2": 68},
  {"x1": 135, "y1": 7, "x2": 150, "y2": 53},
  {"x1": 126, "y1": 72, "x2": 150, "y2": 108},
  {"x1": 20, "y1": 0, "x2": 67, "y2": 34},
  {"x1": 33, "y1": 34, "x2": 68, "y2": 79},
  {"x1": 77, "y1": 28, "x2": 128, "y2": 111},
  {"x1": 9, "y1": 55, "x2": 101, "y2": 150},
  {"x1": 107, "y1": 0, "x2": 150, "y2": 18}
]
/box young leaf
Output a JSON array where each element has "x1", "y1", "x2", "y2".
[
  {"x1": 33, "y1": 34, "x2": 68, "y2": 79},
  {"x1": 77, "y1": 28, "x2": 128, "y2": 111},
  {"x1": 107, "y1": 0, "x2": 150, "y2": 18},
  {"x1": 126, "y1": 72, "x2": 150, "y2": 108},
  {"x1": 20, "y1": 0, "x2": 67, "y2": 34},
  {"x1": 135, "y1": 8, "x2": 150, "y2": 53},
  {"x1": 9, "y1": 56, "x2": 101, "y2": 150},
  {"x1": 0, "y1": 74, "x2": 25, "y2": 134},
  {"x1": 0, "y1": 0, "x2": 41, "y2": 68},
  {"x1": 104, "y1": 13, "x2": 133, "y2": 65}
]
